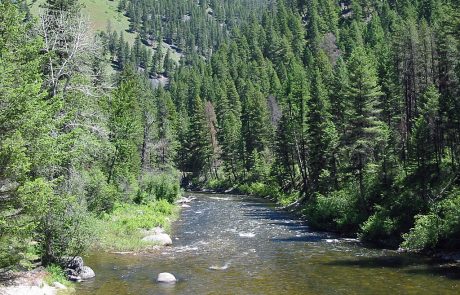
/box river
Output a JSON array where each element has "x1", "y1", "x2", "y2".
[{"x1": 76, "y1": 193, "x2": 459, "y2": 294}]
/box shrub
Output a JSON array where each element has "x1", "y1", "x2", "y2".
[
  {"x1": 401, "y1": 213, "x2": 440, "y2": 250},
  {"x1": 86, "y1": 169, "x2": 120, "y2": 214},
  {"x1": 90, "y1": 200, "x2": 177, "y2": 251},
  {"x1": 304, "y1": 188, "x2": 362, "y2": 233},
  {"x1": 206, "y1": 178, "x2": 232, "y2": 190},
  {"x1": 18, "y1": 178, "x2": 92, "y2": 265},
  {"x1": 359, "y1": 207, "x2": 397, "y2": 242},
  {"x1": 45, "y1": 264, "x2": 70, "y2": 286},
  {"x1": 136, "y1": 173, "x2": 180, "y2": 204},
  {"x1": 402, "y1": 191, "x2": 460, "y2": 250}
]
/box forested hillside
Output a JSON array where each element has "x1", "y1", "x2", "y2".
[
  {"x1": 0, "y1": 0, "x2": 268, "y2": 271},
  {"x1": 163, "y1": 0, "x2": 460, "y2": 250},
  {"x1": 1, "y1": 0, "x2": 460, "y2": 274}
]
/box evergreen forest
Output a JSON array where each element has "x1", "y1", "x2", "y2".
[{"x1": 1, "y1": 0, "x2": 460, "y2": 273}]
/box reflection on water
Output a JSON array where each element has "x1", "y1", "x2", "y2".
[{"x1": 76, "y1": 193, "x2": 459, "y2": 295}]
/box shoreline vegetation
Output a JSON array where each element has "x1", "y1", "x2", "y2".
[
  {"x1": 2, "y1": 0, "x2": 460, "y2": 291},
  {"x1": 0, "y1": 199, "x2": 181, "y2": 295},
  {"x1": 89, "y1": 200, "x2": 179, "y2": 252}
]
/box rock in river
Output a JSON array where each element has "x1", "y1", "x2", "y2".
[
  {"x1": 80, "y1": 266, "x2": 95, "y2": 280},
  {"x1": 142, "y1": 233, "x2": 173, "y2": 246},
  {"x1": 157, "y1": 272, "x2": 176, "y2": 283}
]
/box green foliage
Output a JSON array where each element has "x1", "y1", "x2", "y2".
[
  {"x1": 136, "y1": 172, "x2": 181, "y2": 204},
  {"x1": 238, "y1": 181, "x2": 284, "y2": 201},
  {"x1": 86, "y1": 169, "x2": 121, "y2": 214},
  {"x1": 2, "y1": 0, "x2": 460, "y2": 271},
  {"x1": 402, "y1": 213, "x2": 440, "y2": 250},
  {"x1": 90, "y1": 200, "x2": 177, "y2": 251},
  {"x1": 402, "y1": 192, "x2": 460, "y2": 250},
  {"x1": 304, "y1": 189, "x2": 362, "y2": 233},
  {"x1": 18, "y1": 178, "x2": 93, "y2": 265},
  {"x1": 44, "y1": 264, "x2": 70, "y2": 286},
  {"x1": 359, "y1": 207, "x2": 398, "y2": 243}
]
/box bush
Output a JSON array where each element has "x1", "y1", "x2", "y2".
[
  {"x1": 401, "y1": 213, "x2": 440, "y2": 250},
  {"x1": 359, "y1": 207, "x2": 397, "y2": 243},
  {"x1": 206, "y1": 178, "x2": 232, "y2": 190},
  {"x1": 136, "y1": 173, "x2": 180, "y2": 204},
  {"x1": 45, "y1": 264, "x2": 70, "y2": 286},
  {"x1": 402, "y1": 191, "x2": 460, "y2": 250},
  {"x1": 238, "y1": 182, "x2": 280, "y2": 199},
  {"x1": 304, "y1": 188, "x2": 362, "y2": 233},
  {"x1": 86, "y1": 169, "x2": 120, "y2": 214},
  {"x1": 18, "y1": 178, "x2": 93, "y2": 265}
]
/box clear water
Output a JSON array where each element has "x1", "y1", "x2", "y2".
[{"x1": 76, "y1": 193, "x2": 460, "y2": 294}]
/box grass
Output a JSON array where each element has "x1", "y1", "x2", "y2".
[
  {"x1": 44, "y1": 264, "x2": 72, "y2": 287},
  {"x1": 29, "y1": 0, "x2": 181, "y2": 62},
  {"x1": 30, "y1": 0, "x2": 135, "y2": 43},
  {"x1": 89, "y1": 200, "x2": 179, "y2": 252}
]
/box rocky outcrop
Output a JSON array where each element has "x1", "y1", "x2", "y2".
[{"x1": 157, "y1": 272, "x2": 176, "y2": 283}]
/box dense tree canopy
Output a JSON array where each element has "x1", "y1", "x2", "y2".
[{"x1": 1, "y1": 0, "x2": 460, "y2": 271}]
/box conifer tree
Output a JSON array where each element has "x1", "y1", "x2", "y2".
[
  {"x1": 344, "y1": 46, "x2": 384, "y2": 204},
  {"x1": 241, "y1": 84, "x2": 271, "y2": 171},
  {"x1": 184, "y1": 95, "x2": 213, "y2": 179},
  {"x1": 307, "y1": 68, "x2": 338, "y2": 193}
]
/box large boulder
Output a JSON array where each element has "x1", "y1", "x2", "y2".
[
  {"x1": 62, "y1": 256, "x2": 95, "y2": 281},
  {"x1": 157, "y1": 272, "x2": 176, "y2": 283},
  {"x1": 80, "y1": 266, "x2": 95, "y2": 280},
  {"x1": 142, "y1": 233, "x2": 172, "y2": 246},
  {"x1": 63, "y1": 256, "x2": 84, "y2": 274}
]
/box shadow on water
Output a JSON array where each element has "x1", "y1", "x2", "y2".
[
  {"x1": 405, "y1": 264, "x2": 460, "y2": 280},
  {"x1": 271, "y1": 235, "x2": 326, "y2": 243},
  {"x1": 324, "y1": 254, "x2": 460, "y2": 280}
]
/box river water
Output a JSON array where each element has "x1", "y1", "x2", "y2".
[{"x1": 76, "y1": 193, "x2": 459, "y2": 294}]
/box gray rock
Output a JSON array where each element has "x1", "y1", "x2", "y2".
[
  {"x1": 141, "y1": 227, "x2": 165, "y2": 236},
  {"x1": 63, "y1": 256, "x2": 84, "y2": 274},
  {"x1": 80, "y1": 266, "x2": 95, "y2": 280},
  {"x1": 142, "y1": 233, "x2": 172, "y2": 246},
  {"x1": 52, "y1": 282, "x2": 67, "y2": 290},
  {"x1": 157, "y1": 272, "x2": 176, "y2": 283},
  {"x1": 67, "y1": 275, "x2": 82, "y2": 282}
]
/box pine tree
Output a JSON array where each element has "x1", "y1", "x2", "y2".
[
  {"x1": 411, "y1": 85, "x2": 441, "y2": 170},
  {"x1": 107, "y1": 68, "x2": 143, "y2": 186},
  {"x1": 0, "y1": 0, "x2": 50, "y2": 267},
  {"x1": 307, "y1": 68, "x2": 339, "y2": 193},
  {"x1": 344, "y1": 46, "x2": 384, "y2": 204},
  {"x1": 241, "y1": 84, "x2": 271, "y2": 171},
  {"x1": 184, "y1": 95, "x2": 212, "y2": 179}
]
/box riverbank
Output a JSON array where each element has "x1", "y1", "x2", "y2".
[
  {"x1": 75, "y1": 192, "x2": 460, "y2": 294},
  {"x1": 0, "y1": 199, "x2": 180, "y2": 294},
  {"x1": 89, "y1": 200, "x2": 179, "y2": 252},
  {"x1": 0, "y1": 267, "x2": 69, "y2": 295}
]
